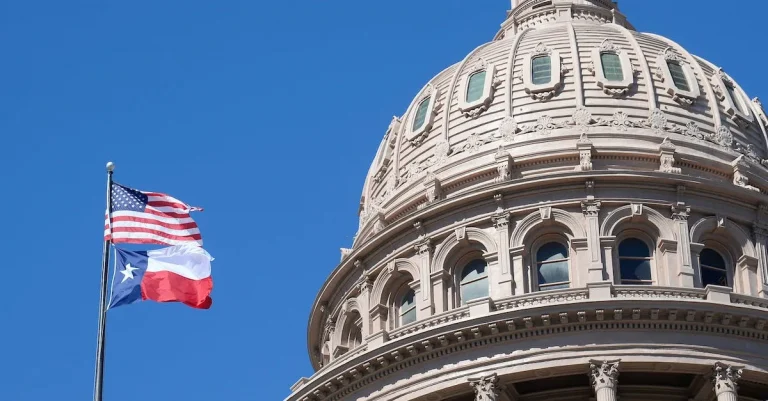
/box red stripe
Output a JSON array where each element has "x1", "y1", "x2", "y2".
[
  {"x1": 103, "y1": 236, "x2": 181, "y2": 246},
  {"x1": 148, "y1": 200, "x2": 188, "y2": 210},
  {"x1": 141, "y1": 271, "x2": 213, "y2": 309},
  {"x1": 107, "y1": 216, "x2": 198, "y2": 230},
  {"x1": 109, "y1": 227, "x2": 202, "y2": 241}
]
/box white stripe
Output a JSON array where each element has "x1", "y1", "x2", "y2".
[
  {"x1": 108, "y1": 211, "x2": 196, "y2": 225},
  {"x1": 147, "y1": 194, "x2": 186, "y2": 205},
  {"x1": 109, "y1": 221, "x2": 200, "y2": 236},
  {"x1": 146, "y1": 205, "x2": 190, "y2": 214},
  {"x1": 107, "y1": 231, "x2": 204, "y2": 246},
  {"x1": 146, "y1": 244, "x2": 212, "y2": 280}
]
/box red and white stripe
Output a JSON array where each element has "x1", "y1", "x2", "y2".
[{"x1": 104, "y1": 191, "x2": 203, "y2": 246}]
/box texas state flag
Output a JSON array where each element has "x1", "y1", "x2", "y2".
[{"x1": 109, "y1": 244, "x2": 214, "y2": 309}]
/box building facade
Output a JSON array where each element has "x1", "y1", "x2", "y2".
[{"x1": 287, "y1": 1, "x2": 768, "y2": 400}]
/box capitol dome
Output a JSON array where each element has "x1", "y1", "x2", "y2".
[{"x1": 288, "y1": 1, "x2": 768, "y2": 400}]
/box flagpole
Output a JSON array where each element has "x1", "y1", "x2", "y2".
[{"x1": 94, "y1": 161, "x2": 114, "y2": 401}]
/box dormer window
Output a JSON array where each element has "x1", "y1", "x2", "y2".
[
  {"x1": 712, "y1": 67, "x2": 753, "y2": 125},
  {"x1": 666, "y1": 60, "x2": 690, "y2": 91},
  {"x1": 591, "y1": 40, "x2": 633, "y2": 97},
  {"x1": 601, "y1": 53, "x2": 623, "y2": 81},
  {"x1": 656, "y1": 48, "x2": 700, "y2": 106},
  {"x1": 412, "y1": 97, "x2": 431, "y2": 131},
  {"x1": 531, "y1": 55, "x2": 551, "y2": 85},
  {"x1": 458, "y1": 57, "x2": 500, "y2": 119},
  {"x1": 522, "y1": 43, "x2": 564, "y2": 101}
]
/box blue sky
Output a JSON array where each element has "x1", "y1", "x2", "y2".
[{"x1": 1, "y1": 1, "x2": 767, "y2": 400}]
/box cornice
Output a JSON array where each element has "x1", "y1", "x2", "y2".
[{"x1": 294, "y1": 289, "x2": 768, "y2": 401}]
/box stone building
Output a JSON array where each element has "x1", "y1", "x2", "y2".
[{"x1": 286, "y1": 1, "x2": 768, "y2": 400}]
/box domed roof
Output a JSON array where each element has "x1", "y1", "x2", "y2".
[{"x1": 353, "y1": 0, "x2": 768, "y2": 249}]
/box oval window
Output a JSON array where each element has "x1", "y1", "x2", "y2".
[
  {"x1": 600, "y1": 53, "x2": 624, "y2": 82},
  {"x1": 465, "y1": 70, "x2": 487, "y2": 103},
  {"x1": 531, "y1": 55, "x2": 552, "y2": 85},
  {"x1": 412, "y1": 97, "x2": 431, "y2": 131}
]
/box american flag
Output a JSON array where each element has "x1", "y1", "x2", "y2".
[{"x1": 104, "y1": 183, "x2": 203, "y2": 246}]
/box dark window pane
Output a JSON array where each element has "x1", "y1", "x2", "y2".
[
  {"x1": 619, "y1": 259, "x2": 652, "y2": 281},
  {"x1": 400, "y1": 289, "x2": 415, "y2": 310},
  {"x1": 701, "y1": 266, "x2": 728, "y2": 287},
  {"x1": 466, "y1": 70, "x2": 487, "y2": 103},
  {"x1": 700, "y1": 248, "x2": 726, "y2": 269},
  {"x1": 401, "y1": 307, "x2": 416, "y2": 325},
  {"x1": 667, "y1": 61, "x2": 690, "y2": 91},
  {"x1": 412, "y1": 97, "x2": 431, "y2": 131},
  {"x1": 618, "y1": 238, "x2": 650, "y2": 258},
  {"x1": 600, "y1": 53, "x2": 624, "y2": 81},
  {"x1": 532, "y1": 55, "x2": 552, "y2": 85},
  {"x1": 538, "y1": 261, "x2": 569, "y2": 285},
  {"x1": 461, "y1": 277, "x2": 488, "y2": 303},
  {"x1": 460, "y1": 259, "x2": 488, "y2": 283},
  {"x1": 537, "y1": 242, "x2": 568, "y2": 262}
]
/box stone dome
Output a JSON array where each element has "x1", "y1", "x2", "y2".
[{"x1": 289, "y1": 1, "x2": 768, "y2": 400}]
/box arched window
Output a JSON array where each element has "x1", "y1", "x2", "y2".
[
  {"x1": 618, "y1": 238, "x2": 653, "y2": 285},
  {"x1": 536, "y1": 242, "x2": 570, "y2": 290},
  {"x1": 600, "y1": 53, "x2": 624, "y2": 82},
  {"x1": 399, "y1": 289, "x2": 417, "y2": 326},
  {"x1": 666, "y1": 60, "x2": 690, "y2": 91},
  {"x1": 700, "y1": 248, "x2": 729, "y2": 287},
  {"x1": 465, "y1": 70, "x2": 487, "y2": 103},
  {"x1": 460, "y1": 259, "x2": 488, "y2": 304},
  {"x1": 412, "y1": 97, "x2": 431, "y2": 131},
  {"x1": 531, "y1": 55, "x2": 552, "y2": 85}
]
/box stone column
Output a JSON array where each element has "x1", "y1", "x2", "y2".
[
  {"x1": 493, "y1": 211, "x2": 514, "y2": 297},
  {"x1": 671, "y1": 202, "x2": 695, "y2": 287},
  {"x1": 468, "y1": 373, "x2": 503, "y2": 401},
  {"x1": 430, "y1": 271, "x2": 450, "y2": 314},
  {"x1": 510, "y1": 246, "x2": 527, "y2": 294},
  {"x1": 713, "y1": 362, "x2": 743, "y2": 401},
  {"x1": 589, "y1": 360, "x2": 620, "y2": 401},
  {"x1": 582, "y1": 196, "x2": 604, "y2": 282}
]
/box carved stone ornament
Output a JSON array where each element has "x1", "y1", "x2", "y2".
[
  {"x1": 671, "y1": 203, "x2": 690, "y2": 221},
  {"x1": 423, "y1": 172, "x2": 443, "y2": 205},
  {"x1": 468, "y1": 373, "x2": 502, "y2": 401},
  {"x1": 581, "y1": 199, "x2": 601, "y2": 217},
  {"x1": 459, "y1": 57, "x2": 503, "y2": 119},
  {"x1": 732, "y1": 155, "x2": 760, "y2": 192},
  {"x1": 714, "y1": 125, "x2": 734, "y2": 148},
  {"x1": 496, "y1": 116, "x2": 518, "y2": 142},
  {"x1": 589, "y1": 360, "x2": 620, "y2": 392},
  {"x1": 575, "y1": 132, "x2": 594, "y2": 172},
  {"x1": 523, "y1": 42, "x2": 566, "y2": 101},
  {"x1": 713, "y1": 362, "x2": 743, "y2": 397},
  {"x1": 495, "y1": 146, "x2": 512, "y2": 182},
  {"x1": 591, "y1": 40, "x2": 634, "y2": 97},
  {"x1": 658, "y1": 137, "x2": 681, "y2": 174}
]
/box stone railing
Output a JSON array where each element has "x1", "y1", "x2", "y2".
[
  {"x1": 389, "y1": 306, "x2": 470, "y2": 340},
  {"x1": 613, "y1": 285, "x2": 707, "y2": 300},
  {"x1": 731, "y1": 292, "x2": 768, "y2": 309},
  {"x1": 495, "y1": 288, "x2": 590, "y2": 310}
]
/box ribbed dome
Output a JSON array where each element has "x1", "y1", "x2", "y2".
[{"x1": 355, "y1": 0, "x2": 768, "y2": 248}]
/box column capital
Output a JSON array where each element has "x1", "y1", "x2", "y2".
[
  {"x1": 468, "y1": 373, "x2": 503, "y2": 401},
  {"x1": 671, "y1": 203, "x2": 691, "y2": 221},
  {"x1": 581, "y1": 199, "x2": 601, "y2": 216},
  {"x1": 414, "y1": 237, "x2": 433, "y2": 256},
  {"x1": 492, "y1": 212, "x2": 512, "y2": 230},
  {"x1": 589, "y1": 359, "x2": 620, "y2": 392},
  {"x1": 713, "y1": 362, "x2": 743, "y2": 397}
]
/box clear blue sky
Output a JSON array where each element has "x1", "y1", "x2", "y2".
[{"x1": 1, "y1": 1, "x2": 767, "y2": 400}]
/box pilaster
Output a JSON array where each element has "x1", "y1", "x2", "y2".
[
  {"x1": 671, "y1": 190, "x2": 695, "y2": 287},
  {"x1": 582, "y1": 181, "x2": 603, "y2": 282},
  {"x1": 510, "y1": 246, "x2": 528, "y2": 294},
  {"x1": 589, "y1": 360, "x2": 620, "y2": 401},
  {"x1": 713, "y1": 362, "x2": 743, "y2": 401},
  {"x1": 754, "y1": 204, "x2": 768, "y2": 297},
  {"x1": 413, "y1": 221, "x2": 435, "y2": 317},
  {"x1": 493, "y1": 196, "x2": 514, "y2": 297},
  {"x1": 430, "y1": 270, "x2": 450, "y2": 314}
]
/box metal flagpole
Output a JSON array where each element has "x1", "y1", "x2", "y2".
[{"x1": 94, "y1": 161, "x2": 115, "y2": 401}]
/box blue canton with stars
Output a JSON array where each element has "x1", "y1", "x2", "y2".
[
  {"x1": 108, "y1": 248, "x2": 150, "y2": 309},
  {"x1": 111, "y1": 183, "x2": 148, "y2": 212}
]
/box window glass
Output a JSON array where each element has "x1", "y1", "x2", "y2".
[
  {"x1": 618, "y1": 238, "x2": 652, "y2": 284},
  {"x1": 532, "y1": 55, "x2": 552, "y2": 85},
  {"x1": 399, "y1": 289, "x2": 417, "y2": 326},
  {"x1": 536, "y1": 242, "x2": 569, "y2": 290},
  {"x1": 466, "y1": 70, "x2": 487, "y2": 103},
  {"x1": 412, "y1": 97, "x2": 431, "y2": 131},
  {"x1": 460, "y1": 259, "x2": 488, "y2": 304},
  {"x1": 667, "y1": 61, "x2": 690, "y2": 91},
  {"x1": 700, "y1": 248, "x2": 728, "y2": 287},
  {"x1": 600, "y1": 53, "x2": 624, "y2": 82}
]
